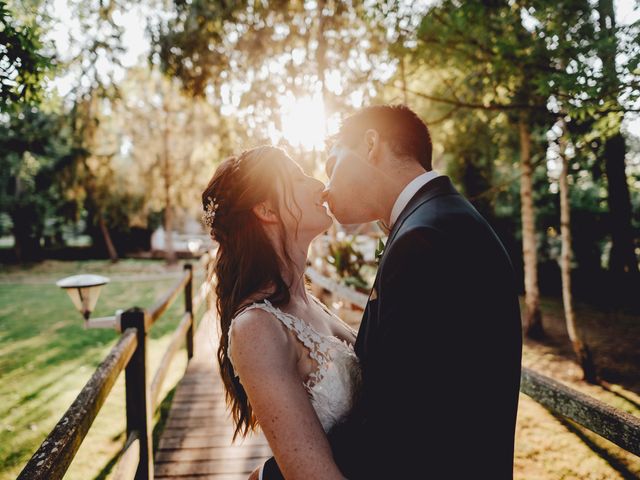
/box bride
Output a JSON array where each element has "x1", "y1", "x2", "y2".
[{"x1": 201, "y1": 145, "x2": 360, "y2": 479}]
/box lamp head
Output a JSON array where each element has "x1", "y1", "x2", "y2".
[{"x1": 56, "y1": 274, "x2": 110, "y2": 321}]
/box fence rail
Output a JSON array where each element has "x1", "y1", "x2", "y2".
[
  {"x1": 304, "y1": 266, "x2": 640, "y2": 459},
  {"x1": 17, "y1": 328, "x2": 138, "y2": 480},
  {"x1": 18, "y1": 254, "x2": 212, "y2": 480}
]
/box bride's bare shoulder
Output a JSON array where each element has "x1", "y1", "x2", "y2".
[
  {"x1": 230, "y1": 305, "x2": 292, "y2": 354},
  {"x1": 230, "y1": 307, "x2": 298, "y2": 374}
]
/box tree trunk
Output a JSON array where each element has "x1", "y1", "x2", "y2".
[
  {"x1": 98, "y1": 212, "x2": 119, "y2": 263},
  {"x1": 11, "y1": 210, "x2": 42, "y2": 263},
  {"x1": 519, "y1": 115, "x2": 543, "y2": 338},
  {"x1": 597, "y1": 0, "x2": 639, "y2": 299},
  {"x1": 604, "y1": 133, "x2": 639, "y2": 291},
  {"x1": 10, "y1": 175, "x2": 43, "y2": 263},
  {"x1": 162, "y1": 102, "x2": 177, "y2": 265},
  {"x1": 558, "y1": 120, "x2": 597, "y2": 383}
]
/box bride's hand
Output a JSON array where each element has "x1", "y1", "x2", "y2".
[{"x1": 248, "y1": 466, "x2": 260, "y2": 480}]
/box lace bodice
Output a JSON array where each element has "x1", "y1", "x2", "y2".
[{"x1": 228, "y1": 297, "x2": 361, "y2": 432}]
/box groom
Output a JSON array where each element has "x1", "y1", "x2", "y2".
[{"x1": 262, "y1": 105, "x2": 523, "y2": 479}]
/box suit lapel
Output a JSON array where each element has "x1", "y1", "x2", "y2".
[
  {"x1": 355, "y1": 176, "x2": 458, "y2": 358},
  {"x1": 378, "y1": 175, "x2": 457, "y2": 270}
]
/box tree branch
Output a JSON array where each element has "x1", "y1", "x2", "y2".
[{"x1": 395, "y1": 83, "x2": 545, "y2": 111}]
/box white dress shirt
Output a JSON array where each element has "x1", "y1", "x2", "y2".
[{"x1": 389, "y1": 170, "x2": 442, "y2": 227}]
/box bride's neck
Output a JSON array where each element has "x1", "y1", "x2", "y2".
[
  {"x1": 262, "y1": 225, "x2": 313, "y2": 304},
  {"x1": 280, "y1": 243, "x2": 310, "y2": 302},
  {"x1": 265, "y1": 232, "x2": 310, "y2": 303}
]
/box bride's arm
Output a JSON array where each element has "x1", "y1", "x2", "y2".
[{"x1": 230, "y1": 309, "x2": 346, "y2": 480}]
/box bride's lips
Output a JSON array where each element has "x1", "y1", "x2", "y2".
[{"x1": 320, "y1": 190, "x2": 331, "y2": 211}]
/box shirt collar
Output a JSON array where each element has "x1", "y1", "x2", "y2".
[{"x1": 389, "y1": 170, "x2": 441, "y2": 227}]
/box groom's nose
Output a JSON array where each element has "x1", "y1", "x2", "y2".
[{"x1": 321, "y1": 188, "x2": 330, "y2": 201}]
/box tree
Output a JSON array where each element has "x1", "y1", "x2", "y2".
[
  {"x1": 0, "y1": 0, "x2": 51, "y2": 111},
  {"x1": 111, "y1": 67, "x2": 228, "y2": 258},
  {"x1": 595, "y1": 0, "x2": 639, "y2": 298},
  {"x1": 556, "y1": 117, "x2": 598, "y2": 382},
  {"x1": 150, "y1": 0, "x2": 390, "y2": 146},
  {"x1": 527, "y1": 0, "x2": 640, "y2": 301},
  {"x1": 0, "y1": 104, "x2": 72, "y2": 261}
]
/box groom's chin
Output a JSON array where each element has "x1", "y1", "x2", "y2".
[{"x1": 330, "y1": 208, "x2": 373, "y2": 226}]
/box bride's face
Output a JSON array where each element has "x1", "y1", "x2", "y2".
[{"x1": 277, "y1": 157, "x2": 333, "y2": 241}]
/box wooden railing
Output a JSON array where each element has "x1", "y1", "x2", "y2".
[
  {"x1": 18, "y1": 256, "x2": 212, "y2": 480},
  {"x1": 305, "y1": 266, "x2": 640, "y2": 458}
]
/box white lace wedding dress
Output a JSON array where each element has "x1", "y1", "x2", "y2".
[{"x1": 228, "y1": 296, "x2": 361, "y2": 432}]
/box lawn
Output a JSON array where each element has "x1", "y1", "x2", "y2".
[{"x1": 0, "y1": 259, "x2": 207, "y2": 480}]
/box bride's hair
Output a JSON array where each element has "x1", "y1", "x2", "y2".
[{"x1": 201, "y1": 145, "x2": 301, "y2": 440}]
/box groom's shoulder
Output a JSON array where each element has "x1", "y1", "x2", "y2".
[{"x1": 389, "y1": 224, "x2": 445, "y2": 257}]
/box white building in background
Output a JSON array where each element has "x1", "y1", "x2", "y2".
[{"x1": 151, "y1": 216, "x2": 215, "y2": 256}]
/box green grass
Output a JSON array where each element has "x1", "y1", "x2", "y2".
[{"x1": 0, "y1": 259, "x2": 203, "y2": 480}]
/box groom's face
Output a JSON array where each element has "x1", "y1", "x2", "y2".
[{"x1": 324, "y1": 140, "x2": 377, "y2": 224}]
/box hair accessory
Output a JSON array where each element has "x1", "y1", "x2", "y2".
[{"x1": 202, "y1": 196, "x2": 217, "y2": 229}]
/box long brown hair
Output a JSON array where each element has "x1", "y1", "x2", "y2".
[{"x1": 201, "y1": 145, "x2": 301, "y2": 440}]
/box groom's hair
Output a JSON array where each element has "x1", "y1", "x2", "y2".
[{"x1": 333, "y1": 104, "x2": 432, "y2": 170}]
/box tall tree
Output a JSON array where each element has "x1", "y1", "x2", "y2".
[
  {"x1": 595, "y1": 0, "x2": 639, "y2": 298},
  {"x1": 0, "y1": 105, "x2": 71, "y2": 261},
  {"x1": 556, "y1": 117, "x2": 598, "y2": 382},
  {"x1": 112, "y1": 66, "x2": 227, "y2": 252}
]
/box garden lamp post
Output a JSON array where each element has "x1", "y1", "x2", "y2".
[{"x1": 56, "y1": 274, "x2": 122, "y2": 330}]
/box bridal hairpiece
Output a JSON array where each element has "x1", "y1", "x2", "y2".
[
  {"x1": 202, "y1": 196, "x2": 218, "y2": 229},
  {"x1": 202, "y1": 153, "x2": 246, "y2": 230}
]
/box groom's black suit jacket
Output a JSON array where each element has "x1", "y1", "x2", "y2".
[{"x1": 263, "y1": 175, "x2": 523, "y2": 479}]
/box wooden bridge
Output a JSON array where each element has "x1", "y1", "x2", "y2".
[
  {"x1": 154, "y1": 313, "x2": 271, "y2": 479},
  {"x1": 16, "y1": 254, "x2": 640, "y2": 480}
]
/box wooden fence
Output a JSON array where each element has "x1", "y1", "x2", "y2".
[{"x1": 17, "y1": 256, "x2": 212, "y2": 480}]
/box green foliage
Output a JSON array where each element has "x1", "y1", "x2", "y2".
[
  {"x1": 326, "y1": 235, "x2": 370, "y2": 291},
  {"x1": 0, "y1": 0, "x2": 52, "y2": 111},
  {"x1": 0, "y1": 104, "x2": 74, "y2": 259},
  {"x1": 150, "y1": 0, "x2": 390, "y2": 140}
]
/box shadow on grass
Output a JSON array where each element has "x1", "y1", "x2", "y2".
[
  {"x1": 554, "y1": 414, "x2": 640, "y2": 480},
  {"x1": 94, "y1": 452, "x2": 121, "y2": 480},
  {"x1": 524, "y1": 298, "x2": 640, "y2": 398},
  {"x1": 599, "y1": 381, "x2": 640, "y2": 411},
  {"x1": 92, "y1": 387, "x2": 178, "y2": 480}
]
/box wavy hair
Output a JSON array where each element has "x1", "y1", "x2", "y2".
[{"x1": 201, "y1": 145, "x2": 302, "y2": 440}]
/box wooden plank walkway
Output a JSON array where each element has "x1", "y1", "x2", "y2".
[{"x1": 155, "y1": 310, "x2": 272, "y2": 479}]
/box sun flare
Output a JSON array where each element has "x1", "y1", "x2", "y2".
[{"x1": 280, "y1": 93, "x2": 333, "y2": 151}]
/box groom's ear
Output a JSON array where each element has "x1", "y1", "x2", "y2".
[
  {"x1": 252, "y1": 201, "x2": 279, "y2": 224},
  {"x1": 363, "y1": 129, "x2": 382, "y2": 166}
]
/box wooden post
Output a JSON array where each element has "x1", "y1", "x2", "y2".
[
  {"x1": 120, "y1": 307, "x2": 153, "y2": 480},
  {"x1": 184, "y1": 263, "x2": 194, "y2": 359},
  {"x1": 205, "y1": 251, "x2": 215, "y2": 313}
]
